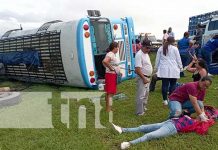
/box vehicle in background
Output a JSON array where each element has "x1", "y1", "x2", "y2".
[
  {"x1": 188, "y1": 10, "x2": 218, "y2": 74},
  {"x1": 147, "y1": 35, "x2": 162, "y2": 51},
  {"x1": 135, "y1": 33, "x2": 161, "y2": 51}
]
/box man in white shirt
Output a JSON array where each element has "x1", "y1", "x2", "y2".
[
  {"x1": 168, "y1": 27, "x2": 175, "y2": 38},
  {"x1": 135, "y1": 39, "x2": 153, "y2": 115}
]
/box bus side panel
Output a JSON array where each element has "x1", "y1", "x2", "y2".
[
  {"x1": 125, "y1": 17, "x2": 136, "y2": 78},
  {"x1": 53, "y1": 21, "x2": 86, "y2": 87},
  {"x1": 77, "y1": 19, "x2": 97, "y2": 88}
]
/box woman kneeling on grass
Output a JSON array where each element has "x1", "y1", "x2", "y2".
[{"x1": 112, "y1": 115, "x2": 214, "y2": 149}]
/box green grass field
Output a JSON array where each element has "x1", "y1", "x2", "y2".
[{"x1": 0, "y1": 52, "x2": 218, "y2": 150}]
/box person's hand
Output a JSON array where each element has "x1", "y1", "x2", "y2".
[
  {"x1": 153, "y1": 68, "x2": 157, "y2": 74},
  {"x1": 119, "y1": 72, "x2": 123, "y2": 77},
  {"x1": 199, "y1": 112, "x2": 209, "y2": 122},
  {"x1": 143, "y1": 77, "x2": 150, "y2": 84}
]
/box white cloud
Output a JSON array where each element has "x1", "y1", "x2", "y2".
[{"x1": 0, "y1": 0, "x2": 217, "y2": 39}]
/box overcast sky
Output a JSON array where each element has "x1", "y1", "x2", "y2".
[{"x1": 0, "y1": 0, "x2": 217, "y2": 39}]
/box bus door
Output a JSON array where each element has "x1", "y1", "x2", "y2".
[
  {"x1": 111, "y1": 18, "x2": 135, "y2": 80},
  {"x1": 89, "y1": 18, "x2": 113, "y2": 80}
]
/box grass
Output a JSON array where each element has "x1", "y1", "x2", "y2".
[{"x1": 0, "y1": 52, "x2": 218, "y2": 150}]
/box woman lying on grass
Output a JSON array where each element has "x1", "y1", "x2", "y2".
[{"x1": 112, "y1": 115, "x2": 214, "y2": 149}]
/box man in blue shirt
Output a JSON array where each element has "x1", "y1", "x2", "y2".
[
  {"x1": 200, "y1": 35, "x2": 218, "y2": 65},
  {"x1": 178, "y1": 32, "x2": 191, "y2": 77}
]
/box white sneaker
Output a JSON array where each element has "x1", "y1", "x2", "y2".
[
  {"x1": 112, "y1": 123, "x2": 122, "y2": 134},
  {"x1": 208, "y1": 73, "x2": 213, "y2": 77},
  {"x1": 121, "y1": 142, "x2": 130, "y2": 149},
  {"x1": 137, "y1": 112, "x2": 145, "y2": 116},
  {"x1": 163, "y1": 100, "x2": 168, "y2": 106}
]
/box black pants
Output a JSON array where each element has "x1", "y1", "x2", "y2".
[{"x1": 149, "y1": 74, "x2": 160, "y2": 92}]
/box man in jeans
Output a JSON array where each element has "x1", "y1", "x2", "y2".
[
  {"x1": 135, "y1": 39, "x2": 153, "y2": 115},
  {"x1": 168, "y1": 76, "x2": 212, "y2": 121}
]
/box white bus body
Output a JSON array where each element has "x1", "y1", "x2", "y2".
[{"x1": 0, "y1": 14, "x2": 136, "y2": 88}]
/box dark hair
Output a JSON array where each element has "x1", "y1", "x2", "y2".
[
  {"x1": 163, "y1": 36, "x2": 175, "y2": 56},
  {"x1": 135, "y1": 39, "x2": 140, "y2": 44},
  {"x1": 197, "y1": 59, "x2": 208, "y2": 72},
  {"x1": 184, "y1": 32, "x2": 189, "y2": 37},
  {"x1": 106, "y1": 41, "x2": 118, "y2": 53},
  {"x1": 200, "y1": 76, "x2": 212, "y2": 84},
  {"x1": 163, "y1": 30, "x2": 167, "y2": 34},
  {"x1": 141, "y1": 39, "x2": 152, "y2": 48},
  {"x1": 197, "y1": 23, "x2": 202, "y2": 28}
]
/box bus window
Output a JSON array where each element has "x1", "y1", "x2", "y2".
[
  {"x1": 214, "y1": 20, "x2": 218, "y2": 30},
  {"x1": 118, "y1": 41, "x2": 125, "y2": 61},
  {"x1": 91, "y1": 21, "x2": 112, "y2": 55},
  {"x1": 208, "y1": 21, "x2": 215, "y2": 31}
]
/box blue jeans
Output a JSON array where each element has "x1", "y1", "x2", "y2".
[
  {"x1": 168, "y1": 100, "x2": 204, "y2": 118},
  {"x1": 180, "y1": 53, "x2": 191, "y2": 67},
  {"x1": 161, "y1": 78, "x2": 177, "y2": 101},
  {"x1": 180, "y1": 53, "x2": 191, "y2": 77},
  {"x1": 122, "y1": 120, "x2": 177, "y2": 144}
]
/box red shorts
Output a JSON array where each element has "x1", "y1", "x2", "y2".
[{"x1": 105, "y1": 73, "x2": 117, "y2": 94}]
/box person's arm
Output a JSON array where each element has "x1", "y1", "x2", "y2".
[
  {"x1": 102, "y1": 57, "x2": 115, "y2": 72},
  {"x1": 135, "y1": 67, "x2": 149, "y2": 84},
  {"x1": 189, "y1": 94, "x2": 208, "y2": 121},
  {"x1": 174, "y1": 47, "x2": 183, "y2": 70},
  {"x1": 189, "y1": 95, "x2": 202, "y2": 115},
  {"x1": 154, "y1": 47, "x2": 161, "y2": 72},
  {"x1": 186, "y1": 60, "x2": 197, "y2": 73}
]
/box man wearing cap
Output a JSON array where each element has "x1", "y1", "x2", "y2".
[{"x1": 135, "y1": 39, "x2": 153, "y2": 115}]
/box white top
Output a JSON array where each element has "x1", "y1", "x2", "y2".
[
  {"x1": 168, "y1": 32, "x2": 175, "y2": 38},
  {"x1": 135, "y1": 50, "x2": 153, "y2": 76},
  {"x1": 162, "y1": 33, "x2": 169, "y2": 44},
  {"x1": 155, "y1": 45, "x2": 183, "y2": 78},
  {"x1": 163, "y1": 33, "x2": 169, "y2": 41},
  {"x1": 105, "y1": 51, "x2": 120, "y2": 73}
]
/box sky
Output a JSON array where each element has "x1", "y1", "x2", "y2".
[{"x1": 0, "y1": 0, "x2": 217, "y2": 39}]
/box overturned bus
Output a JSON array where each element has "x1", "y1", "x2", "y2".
[{"x1": 0, "y1": 10, "x2": 136, "y2": 88}]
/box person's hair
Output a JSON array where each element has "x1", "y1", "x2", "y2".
[
  {"x1": 106, "y1": 41, "x2": 118, "y2": 52},
  {"x1": 168, "y1": 27, "x2": 172, "y2": 33},
  {"x1": 163, "y1": 30, "x2": 167, "y2": 34},
  {"x1": 184, "y1": 32, "x2": 189, "y2": 37},
  {"x1": 197, "y1": 23, "x2": 201, "y2": 28},
  {"x1": 200, "y1": 76, "x2": 212, "y2": 84},
  {"x1": 135, "y1": 39, "x2": 140, "y2": 44},
  {"x1": 163, "y1": 36, "x2": 175, "y2": 56},
  {"x1": 194, "y1": 41, "x2": 200, "y2": 45},
  {"x1": 197, "y1": 58, "x2": 208, "y2": 72}
]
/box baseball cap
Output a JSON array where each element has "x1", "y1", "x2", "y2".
[{"x1": 141, "y1": 39, "x2": 152, "y2": 48}]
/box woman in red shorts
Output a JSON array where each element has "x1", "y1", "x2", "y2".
[{"x1": 102, "y1": 41, "x2": 121, "y2": 112}]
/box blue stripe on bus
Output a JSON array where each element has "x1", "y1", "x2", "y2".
[{"x1": 77, "y1": 18, "x2": 93, "y2": 88}]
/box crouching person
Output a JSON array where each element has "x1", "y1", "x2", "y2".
[{"x1": 168, "y1": 76, "x2": 212, "y2": 120}]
